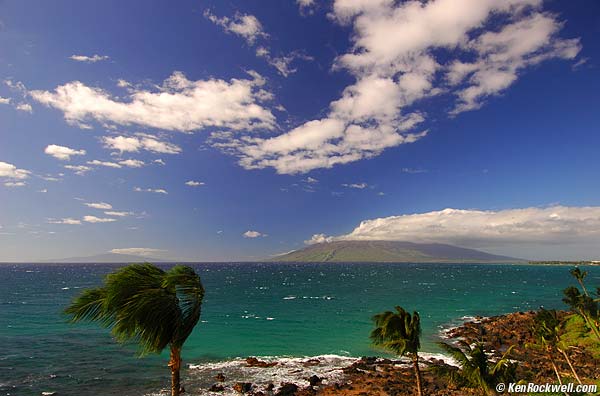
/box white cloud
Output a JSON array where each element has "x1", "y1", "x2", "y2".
[
  {"x1": 102, "y1": 134, "x2": 181, "y2": 154},
  {"x1": 30, "y1": 71, "x2": 275, "y2": 133},
  {"x1": 255, "y1": 48, "x2": 314, "y2": 77},
  {"x1": 87, "y1": 160, "x2": 121, "y2": 168},
  {"x1": 342, "y1": 182, "x2": 368, "y2": 189},
  {"x1": 0, "y1": 161, "x2": 31, "y2": 180},
  {"x1": 4, "y1": 181, "x2": 26, "y2": 187},
  {"x1": 212, "y1": 0, "x2": 579, "y2": 174},
  {"x1": 38, "y1": 189, "x2": 48, "y2": 193},
  {"x1": 44, "y1": 144, "x2": 86, "y2": 161},
  {"x1": 330, "y1": 206, "x2": 600, "y2": 248},
  {"x1": 243, "y1": 230, "x2": 266, "y2": 238},
  {"x1": 134, "y1": 187, "x2": 168, "y2": 194},
  {"x1": 153, "y1": 159, "x2": 166, "y2": 166},
  {"x1": 110, "y1": 247, "x2": 165, "y2": 257},
  {"x1": 118, "y1": 159, "x2": 145, "y2": 168},
  {"x1": 204, "y1": 10, "x2": 268, "y2": 45},
  {"x1": 70, "y1": 54, "x2": 110, "y2": 63},
  {"x1": 305, "y1": 233, "x2": 333, "y2": 245},
  {"x1": 48, "y1": 218, "x2": 81, "y2": 225},
  {"x1": 15, "y1": 103, "x2": 32, "y2": 113},
  {"x1": 84, "y1": 202, "x2": 112, "y2": 210},
  {"x1": 303, "y1": 177, "x2": 318, "y2": 184},
  {"x1": 297, "y1": 0, "x2": 316, "y2": 15},
  {"x1": 64, "y1": 165, "x2": 91, "y2": 175},
  {"x1": 83, "y1": 215, "x2": 117, "y2": 223},
  {"x1": 104, "y1": 211, "x2": 132, "y2": 217},
  {"x1": 0, "y1": 97, "x2": 10, "y2": 104},
  {"x1": 185, "y1": 180, "x2": 205, "y2": 187}
]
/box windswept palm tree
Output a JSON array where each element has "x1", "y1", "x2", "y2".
[
  {"x1": 64, "y1": 263, "x2": 204, "y2": 396},
  {"x1": 371, "y1": 306, "x2": 424, "y2": 396},
  {"x1": 530, "y1": 308, "x2": 581, "y2": 386},
  {"x1": 563, "y1": 275, "x2": 600, "y2": 342},
  {"x1": 569, "y1": 267, "x2": 589, "y2": 296},
  {"x1": 436, "y1": 341, "x2": 517, "y2": 396}
]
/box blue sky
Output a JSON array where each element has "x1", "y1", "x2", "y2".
[{"x1": 1, "y1": 0, "x2": 599, "y2": 261}]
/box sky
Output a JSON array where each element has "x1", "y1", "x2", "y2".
[{"x1": 1, "y1": 0, "x2": 599, "y2": 262}]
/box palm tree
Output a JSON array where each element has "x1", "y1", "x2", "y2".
[
  {"x1": 64, "y1": 263, "x2": 204, "y2": 396},
  {"x1": 563, "y1": 285, "x2": 600, "y2": 342},
  {"x1": 436, "y1": 341, "x2": 517, "y2": 396},
  {"x1": 370, "y1": 306, "x2": 424, "y2": 396},
  {"x1": 530, "y1": 308, "x2": 581, "y2": 386},
  {"x1": 569, "y1": 267, "x2": 589, "y2": 296}
]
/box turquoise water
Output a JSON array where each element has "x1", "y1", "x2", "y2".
[{"x1": 1, "y1": 263, "x2": 598, "y2": 396}]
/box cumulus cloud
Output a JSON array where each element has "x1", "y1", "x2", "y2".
[
  {"x1": 110, "y1": 247, "x2": 165, "y2": 257},
  {"x1": 212, "y1": 0, "x2": 580, "y2": 174},
  {"x1": 102, "y1": 134, "x2": 181, "y2": 154},
  {"x1": 297, "y1": 0, "x2": 316, "y2": 15},
  {"x1": 64, "y1": 165, "x2": 91, "y2": 175},
  {"x1": 243, "y1": 230, "x2": 266, "y2": 238},
  {"x1": 44, "y1": 144, "x2": 86, "y2": 161},
  {"x1": 104, "y1": 211, "x2": 132, "y2": 217},
  {"x1": 48, "y1": 218, "x2": 81, "y2": 225},
  {"x1": 305, "y1": 233, "x2": 334, "y2": 245},
  {"x1": 30, "y1": 71, "x2": 275, "y2": 133},
  {"x1": 84, "y1": 202, "x2": 112, "y2": 210},
  {"x1": 87, "y1": 160, "x2": 122, "y2": 168},
  {"x1": 255, "y1": 47, "x2": 314, "y2": 77},
  {"x1": 70, "y1": 54, "x2": 110, "y2": 63},
  {"x1": 15, "y1": 103, "x2": 32, "y2": 113},
  {"x1": 118, "y1": 159, "x2": 145, "y2": 168},
  {"x1": 83, "y1": 215, "x2": 117, "y2": 223},
  {"x1": 203, "y1": 10, "x2": 268, "y2": 45},
  {"x1": 342, "y1": 182, "x2": 368, "y2": 189},
  {"x1": 0, "y1": 96, "x2": 10, "y2": 104},
  {"x1": 134, "y1": 187, "x2": 168, "y2": 194},
  {"x1": 328, "y1": 206, "x2": 600, "y2": 249},
  {"x1": 4, "y1": 181, "x2": 26, "y2": 187},
  {"x1": 0, "y1": 161, "x2": 31, "y2": 180},
  {"x1": 185, "y1": 180, "x2": 205, "y2": 187}
]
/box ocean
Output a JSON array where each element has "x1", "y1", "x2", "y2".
[{"x1": 1, "y1": 262, "x2": 598, "y2": 396}]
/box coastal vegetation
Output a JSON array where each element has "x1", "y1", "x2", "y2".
[
  {"x1": 371, "y1": 307, "x2": 424, "y2": 396},
  {"x1": 435, "y1": 342, "x2": 516, "y2": 395},
  {"x1": 64, "y1": 263, "x2": 204, "y2": 396}
]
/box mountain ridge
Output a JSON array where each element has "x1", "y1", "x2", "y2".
[{"x1": 270, "y1": 240, "x2": 523, "y2": 263}]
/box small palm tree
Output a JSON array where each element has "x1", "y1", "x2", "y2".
[
  {"x1": 436, "y1": 341, "x2": 516, "y2": 396},
  {"x1": 65, "y1": 263, "x2": 204, "y2": 396},
  {"x1": 563, "y1": 280, "x2": 600, "y2": 342},
  {"x1": 569, "y1": 267, "x2": 589, "y2": 296},
  {"x1": 530, "y1": 308, "x2": 581, "y2": 385},
  {"x1": 371, "y1": 306, "x2": 424, "y2": 396}
]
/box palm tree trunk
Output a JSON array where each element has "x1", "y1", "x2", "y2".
[
  {"x1": 577, "y1": 279, "x2": 589, "y2": 296},
  {"x1": 548, "y1": 353, "x2": 568, "y2": 396},
  {"x1": 558, "y1": 347, "x2": 582, "y2": 385},
  {"x1": 169, "y1": 346, "x2": 182, "y2": 396},
  {"x1": 578, "y1": 309, "x2": 600, "y2": 342},
  {"x1": 412, "y1": 353, "x2": 424, "y2": 396}
]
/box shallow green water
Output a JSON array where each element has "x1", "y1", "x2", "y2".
[{"x1": 1, "y1": 263, "x2": 598, "y2": 395}]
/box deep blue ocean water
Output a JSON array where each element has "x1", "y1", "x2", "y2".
[{"x1": 1, "y1": 263, "x2": 599, "y2": 396}]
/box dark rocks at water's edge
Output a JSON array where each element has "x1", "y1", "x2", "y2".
[
  {"x1": 246, "y1": 357, "x2": 279, "y2": 368},
  {"x1": 446, "y1": 311, "x2": 600, "y2": 383},
  {"x1": 317, "y1": 311, "x2": 600, "y2": 396},
  {"x1": 206, "y1": 311, "x2": 599, "y2": 396}
]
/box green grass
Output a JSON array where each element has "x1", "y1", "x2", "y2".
[{"x1": 560, "y1": 314, "x2": 600, "y2": 360}]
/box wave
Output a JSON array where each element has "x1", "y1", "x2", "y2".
[{"x1": 150, "y1": 352, "x2": 460, "y2": 396}]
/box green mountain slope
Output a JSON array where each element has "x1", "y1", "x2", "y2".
[{"x1": 270, "y1": 240, "x2": 522, "y2": 263}]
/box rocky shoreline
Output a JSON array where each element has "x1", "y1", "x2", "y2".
[{"x1": 196, "y1": 311, "x2": 599, "y2": 396}]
